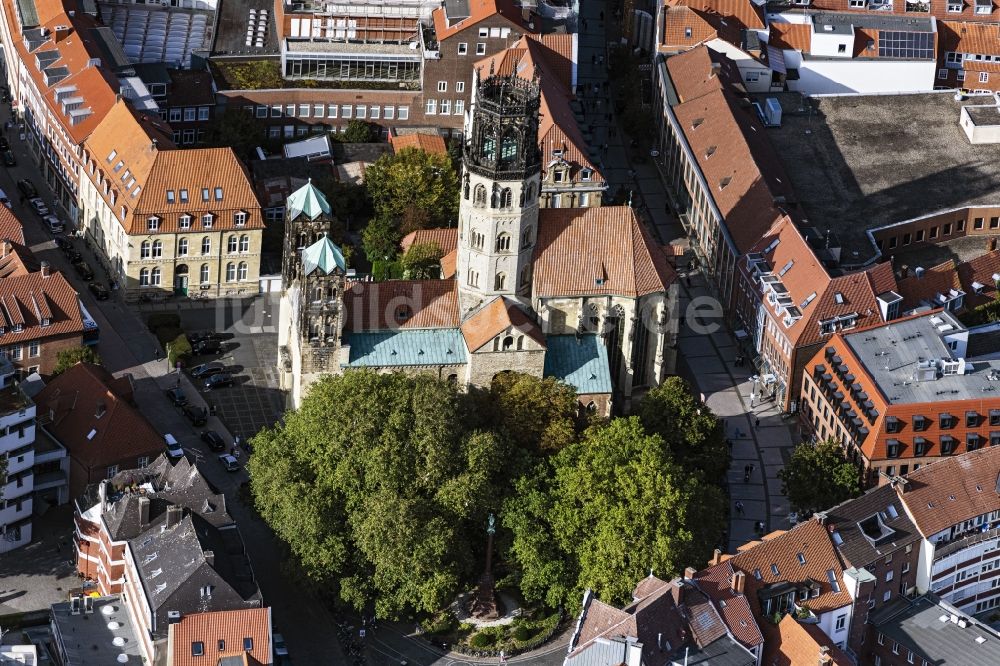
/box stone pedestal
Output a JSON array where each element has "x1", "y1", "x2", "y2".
[{"x1": 469, "y1": 573, "x2": 498, "y2": 619}]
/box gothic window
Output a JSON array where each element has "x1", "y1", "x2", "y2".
[
  {"x1": 152, "y1": 240, "x2": 162, "y2": 258},
  {"x1": 200, "y1": 264, "x2": 210, "y2": 284},
  {"x1": 474, "y1": 184, "x2": 487, "y2": 207},
  {"x1": 482, "y1": 134, "x2": 496, "y2": 160},
  {"x1": 499, "y1": 188, "x2": 513, "y2": 208},
  {"x1": 491, "y1": 186, "x2": 499, "y2": 209},
  {"x1": 520, "y1": 265, "x2": 531, "y2": 286},
  {"x1": 496, "y1": 233, "x2": 511, "y2": 252},
  {"x1": 500, "y1": 133, "x2": 517, "y2": 162},
  {"x1": 463, "y1": 173, "x2": 470, "y2": 200},
  {"x1": 525, "y1": 182, "x2": 535, "y2": 202},
  {"x1": 521, "y1": 226, "x2": 533, "y2": 248},
  {"x1": 140, "y1": 240, "x2": 151, "y2": 258},
  {"x1": 516, "y1": 335, "x2": 524, "y2": 350},
  {"x1": 494, "y1": 272, "x2": 506, "y2": 290},
  {"x1": 467, "y1": 269, "x2": 479, "y2": 287}
]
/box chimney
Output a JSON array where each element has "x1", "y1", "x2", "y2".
[
  {"x1": 731, "y1": 570, "x2": 746, "y2": 595},
  {"x1": 710, "y1": 548, "x2": 722, "y2": 566},
  {"x1": 152, "y1": 138, "x2": 158, "y2": 151},
  {"x1": 165, "y1": 504, "x2": 182, "y2": 528},
  {"x1": 204, "y1": 550, "x2": 215, "y2": 567},
  {"x1": 684, "y1": 566, "x2": 697, "y2": 580},
  {"x1": 98, "y1": 479, "x2": 108, "y2": 511},
  {"x1": 818, "y1": 646, "x2": 832, "y2": 665},
  {"x1": 138, "y1": 496, "x2": 150, "y2": 528},
  {"x1": 40, "y1": 261, "x2": 51, "y2": 278},
  {"x1": 53, "y1": 25, "x2": 71, "y2": 41}
]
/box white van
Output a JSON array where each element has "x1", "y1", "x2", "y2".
[{"x1": 164, "y1": 433, "x2": 184, "y2": 459}]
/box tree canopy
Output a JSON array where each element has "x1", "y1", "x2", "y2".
[
  {"x1": 363, "y1": 147, "x2": 459, "y2": 229},
  {"x1": 778, "y1": 439, "x2": 861, "y2": 515},
  {"x1": 400, "y1": 242, "x2": 443, "y2": 279},
  {"x1": 638, "y1": 377, "x2": 729, "y2": 483},
  {"x1": 53, "y1": 346, "x2": 100, "y2": 375}
]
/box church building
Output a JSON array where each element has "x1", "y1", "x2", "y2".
[{"x1": 277, "y1": 73, "x2": 678, "y2": 414}]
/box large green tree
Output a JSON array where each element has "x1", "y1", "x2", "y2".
[
  {"x1": 488, "y1": 373, "x2": 581, "y2": 453},
  {"x1": 637, "y1": 377, "x2": 729, "y2": 483},
  {"x1": 505, "y1": 417, "x2": 725, "y2": 610},
  {"x1": 401, "y1": 242, "x2": 443, "y2": 279},
  {"x1": 248, "y1": 371, "x2": 519, "y2": 618},
  {"x1": 363, "y1": 147, "x2": 459, "y2": 229},
  {"x1": 778, "y1": 439, "x2": 861, "y2": 515}
]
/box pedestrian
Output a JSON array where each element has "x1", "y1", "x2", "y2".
[
  {"x1": 600, "y1": 10, "x2": 605, "y2": 20},
  {"x1": 755, "y1": 417, "x2": 761, "y2": 428},
  {"x1": 735, "y1": 501, "x2": 744, "y2": 516}
]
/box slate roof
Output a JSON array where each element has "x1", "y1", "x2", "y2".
[
  {"x1": 870, "y1": 594, "x2": 1000, "y2": 666},
  {"x1": 344, "y1": 329, "x2": 467, "y2": 367},
  {"x1": 130, "y1": 512, "x2": 260, "y2": 619},
  {"x1": 168, "y1": 608, "x2": 272, "y2": 666},
  {"x1": 344, "y1": 280, "x2": 460, "y2": 331},
  {"x1": 824, "y1": 483, "x2": 921, "y2": 569},
  {"x1": 460, "y1": 297, "x2": 545, "y2": 353},
  {"x1": 98, "y1": 455, "x2": 232, "y2": 543},
  {"x1": 543, "y1": 335, "x2": 613, "y2": 394},
  {"x1": 286, "y1": 181, "x2": 332, "y2": 221},
  {"x1": 533, "y1": 207, "x2": 675, "y2": 298},
  {"x1": 35, "y1": 363, "x2": 162, "y2": 477}
]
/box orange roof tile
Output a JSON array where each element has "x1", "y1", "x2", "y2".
[
  {"x1": 0, "y1": 241, "x2": 40, "y2": 279},
  {"x1": 730, "y1": 519, "x2": 853, "y2": 617},
  {"x1": 694, "y1": 561, "x2": 765, "y2": 648},
  {"x1": 460, "y1": 297, "x2": 545, "y2": 352},
  {"x1": 400, "y1": 228, "x2": 458, "y2": 255},
  {"x1": 897, "y1": 260, "x2": 963, "y2": 310},
  {"x1": 168, "y1": 608, "x2": 272, "y2": 666},
  {"x1": 938, "y1": 20, "x2": 1000, "y2": 54},
  {"x1": 84, "y1": 101, "x2": 262, "y2": 235},
  {"x1": 344, "y1": 280, "x2": 460, "y2": 331},
  {"x1": 768, "y1": 22, "x2": 812, "y2": 51},
  {"x1": 666, "y1": 0, "x2": 765, "y2": 45},
  {"x1": 533, "y1": 207, "x2": 676, "y2": 298},
  {"x1": 35, "y1": 363, "x2": 163, "y2": 474},
  {"x1": 440, "y1": 249, "x2": 457, "y2": 279},
  {"x1": 0, "y1": 269, "x2": 86, "y2": 346},
  {"x1": 432, "y1": 0, "x2": 529, "y2": 42},
  {"x1": 0, "y1": 207, "x2": 25, "y2": 245},
  {"x1": 665, "y1": 45, "x2": 744, "y2": 103},
  {"x1": 390, "y1": 133, "x2": 448, "y2": 155},
  {"x1": 660, "y1": 6, "x2": 719, "y2": 51},
  {"x1": 956, "y1": 249, "x2": 1000, "y2": 306},
  {"x1": 764, "y1": 614, "x2": 853, "y2": 666}
]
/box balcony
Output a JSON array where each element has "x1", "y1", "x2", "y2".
[
  {"x1": 0, "y1": 496, "x2": 32, "y2": 525},
  {"x1": 2, "y1": 473, "x2": 32, "y2": 499},
  {"x1": 934, "y1": 525, "x2": 1000, "y2": 561},
  {"x1": 5, "y1": 447, "x2": 34, "y2": 475},
  {"x1": 33, "y1": 469, "x2": 67, "y2": 491}
]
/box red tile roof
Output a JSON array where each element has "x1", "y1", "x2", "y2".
[
  {"x1": 0, "y1": 241, "x2": 40, "y2": 279},
  {"x1": 344, "y1": 280, "x2": 460, "y2": 331},
  {"x1": 431, "y1": 0, "x2": 529, "y2": 42},
  {"x1": 665, "y1": 45, "x2": 744, "y2": 103},
  {"x1": 694, "y1": 561, "x2": 764, "y2": 648},
  {"x1": 956, "y1": 249, "x2": 1000, "y2": 307},
  {"x1": 897, "y1": 260, "x2": 963, "y2": 310},
  {"x1": 0, "y1": 269, "x2": 86, "y2": 346},
  {"x1": 768, "y1": 22, "x2": 812, "y2": 51},
  {"x1": 390, "y1": 133, "x2": 448, "y2": 155},
  {"x1": 938, "y1": 20, "x2": 1000, "y2": 54},
  {"x1": 764, "y1": 614, "x2": 853, "y2": 666},
  {"x1": 168, "y1": 608, "x2": 272, "y2": 666},
  {"x1": 400, "y1": 228, "x2": 458, "y2": 255},
  {"x1": 896, "y1": 445, "x2": 1000, "y2": 537},
  {"x1": 661, "y1": 6, "x2": 719, "y2": 51},
  {"x1": 35, "y1": 363, "x2": 163, "y2": 474},
  {"x1": 533, "y1": 207, "x2": 676, "y2": 298},
  {"x1": 666, "y1": 0, "x2": 765, "y2": 46},
  {"x1": 460, "y1": 297, "x2": 545, "y2": 352},
  {"x1": 0, "y1": 207, "x2": 25, "y2": 245}
]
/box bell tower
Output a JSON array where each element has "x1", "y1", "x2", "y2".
[{"x1": 456, "y1": 73, "x2": 542, "y2": 315}]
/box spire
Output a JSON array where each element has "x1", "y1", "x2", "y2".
[
  {"x1": 287, "y1": 181, "x2": 332, "y2": 221},
  {"x1": 302, "y1": 236, "x2": 346, "y2": 275}
]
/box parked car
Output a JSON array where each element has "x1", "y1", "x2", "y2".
[
  {"x1": 193, "y1": 339, "x2": 222, "y2": 355},
  {"x1": 2, "y1": 151, "x2": 15, "y2": 167},
  {"x1": 182, "y1": 404, "x2": 208, "y2": 426},
  {"x1": 43, "y1": 214, "x2": 63, "y2": 233},
  {"x1": 164, "y1": 434, "x2": 184, "y2": 460},
  {"x1": 203, "y1": 373, "x2": 234, "y2": 390},
  {"x1": 272, "y1": 633, "x2": 289, "y2": 661},
  {"x1": 28, "y1": 198, "x2": 48, "y2": 216},
  {"x1": 53, "y1": 236, "x2": 72, "y2": 250},
  {"x1": 0, "y1": 188, "x2": 10, "y2": 208},
  {"x1": 218, "y1": 453, "x2": 239, "y2": 472},
  {"x1": 189, "y1": 361, "x2": 225, "y2": 379},
  {"x1": 165, "y1": 387, "x2": 187, "y2": 406},
  {"x1": 72, "y1": 260, "x2": 94, "y2": 281},
  {"x1": 88, "y1": 282, "x2": 109, "y2": 300},
  {"x1": 186, "y1": 330, "x2": 221, "y2": 345},
  {"x1": 0, "y1": 136, "x2": 9, "y2": 151},
  {"x1": 16, "y1": 179, "x2": 36, "y2": 199},
  {"x1": 201, "y1": 430, "x2": 226, "y2": 452},
  {"x1": 64, "y1": 249, "x2": 82, "y2": 263}
]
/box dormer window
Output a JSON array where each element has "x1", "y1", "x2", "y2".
[
  {"x1": 179, "y1": 214, "x2": 191, "y2": 229},
  {"x1": 40, "y1": 317, "x2": 50, "y2": 327},
  {"x1": 202, "y1": 213, "x2": 213, "y2": 229},
  {"x1": 147, "y1": 216, "x2": 159, "y2": 231},
  {"x1": 581, "y1": 169, "x2": 592, "y2": 181},
  {"x1": 551, "y1": 149, "x2": 563, "y2": 158},
  {"x1": 234, "y1": 211, "x2": 247, "y2": 227},
  {"x1": 553, "y1": 170, "x2": 565, "y2": 183}
]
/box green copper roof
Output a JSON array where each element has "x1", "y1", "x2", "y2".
[
  {"x1": 302, "y1": 236, "x2": 346, "y2": 275},
  {"x1": 544, "y1": 335, "x2": 613, "y2": 394},
  {"x1": 286, "y1": 181, "x2": 331, "y2": 221},
  {"x1": 345, "y1": 329, "x2": 467, "y2": 367}
]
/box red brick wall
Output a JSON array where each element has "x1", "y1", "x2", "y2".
[{"x1": 872, "y1": 206, "x2": 1000, "y2": 261}]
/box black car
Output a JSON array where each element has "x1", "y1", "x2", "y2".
[
  {"x1": 88, "y1": 282, "x2": 109, "y2": 300},
  {"x1": 183, "y1": 404, "x2": 208, "y2": 426},
  {"x1": 72, "y1": 260, "x2": 94, "y2": 281},
  {"x1": 3, "y1": 151, "x2": 15, "y2": 167},
  {"x1": 16, "y1": 179, "x2": 36, "y2": 199},
  {"x1": 187, "y1": 330, "x2": 222, "y2": 346},
  {"x1": 203, "y1": 373, "x2": 234, "y2": 390},
  {"x1": 53, "y1": 236, "x2": 72, "y2": 250},
  {"x1": 201, "y1": 430, "x2": 226, "y2": 452},
  {"x1": 64, "y1": 249, "x2": 82, "y2": 263},
  {"x1": 165, "y1": 387, "x2": 187, "y2": 406},
  {"x1": 0, "y1": 136, "x2": 10, "y2": 151},
  {"x1": 193, "y1": 339, "x2": 222, "y2": 355},
  {"x1": 190, "y1": 361, "x2": 225, "y2": 379}
]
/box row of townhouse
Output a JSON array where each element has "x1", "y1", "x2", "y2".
[
  {"x1": 0, "y1": 0, "x2": 264, "y2": 300},
  {"x1": 569, "y1": 444, "x2": 1000, "y2": 665}
]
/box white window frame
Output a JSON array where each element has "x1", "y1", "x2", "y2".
[
  {"x1": 476, "y1": 42, "x2": 486, "y2": 55},
  {"x1": 456, "y1": 81, "x2": 465, "y2": 93},
  {"x1": 437, "y1": 81, "x2": 447, "y2": 92},
  {"x1": 458, "y1": 42, "x2": 468, "y2": 55}
]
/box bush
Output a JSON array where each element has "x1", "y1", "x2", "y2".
[
  {"x1": 469, "y1": 631, "x2": 496, "y2": 649},
  {"x1": 511, "y1": 624, "x2": 533, "y2": 641},
  {"x1": 166, "y1": 334, "x2": 192, "y2": 369},
  {"x1": 424, "y1": 611, "x2": 457, "y2": 636},
  {"x1": 147, "y1": 313, "x2": 180, "y2": 333},
  {"x1": 53, "y1": 346, "x2": 100, "y2": 375}
]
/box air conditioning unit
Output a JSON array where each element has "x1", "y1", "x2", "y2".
[{"x1": 167, "y1": 610, "x2": 182, "y2": 623}]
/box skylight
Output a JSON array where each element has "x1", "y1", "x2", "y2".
[
  {"x1": 827, "y1": 569, "x2": 841, "y2": 593},
  {"x1": 771, "y1": 564, "x2": 780, "y2": 576},
  {"x1": 797, "y1": 553, "x2": 806, "y2": 565}
]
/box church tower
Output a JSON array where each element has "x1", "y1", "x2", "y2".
[
  {"x1": 277, "y1": 181, "x2": 347, "y2": 408},
  {"x1": 456, "y1": 74, "x2": 542, "y2": 315}
]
